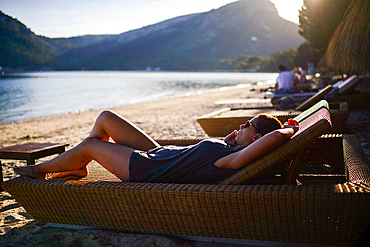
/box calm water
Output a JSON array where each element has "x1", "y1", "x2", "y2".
[{"x1": 0, "y1": 71, "x2": 277, "y2": 124}]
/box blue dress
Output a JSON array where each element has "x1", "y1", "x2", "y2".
[{"x1": 129, "y1": 139, "x2": 240, "y2": 184}]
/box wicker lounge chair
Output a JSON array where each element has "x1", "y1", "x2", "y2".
[
  {"x1": 197, "y1": 99, "x2": 348, "y2": 136},
  {"x1": 2, "y1": 101, "x2": 370, "y2": 247},
  {"x1": 325, "y1": 75, "x2": 370, "y2": 109},
  {"x1": 324, "y1": 75, "x2": 360, "y2": 100}
]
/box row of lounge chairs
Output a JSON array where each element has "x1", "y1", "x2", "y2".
[
  {"x1": 197, "y1": 75, "x2": 370, "y2": 137},
  {"x1": 266, "y1": 75, "x2": 369, "y2": 109},
  {"x1": 197, "y1": 85, "x2": 348, "y2": 136},
  {"x1": 3, "y1": 99, "x2": 370, "y2": 246},
  {"x1": 266, "y1": 75, "x2": 359, "y2": 105}
]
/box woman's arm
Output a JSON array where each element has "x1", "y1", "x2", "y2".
[{"x1": 215, "y1": 128, "x2": 295, "y2": 169}]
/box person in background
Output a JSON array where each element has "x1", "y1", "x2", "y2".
[
  {"x1": 296, "y1": 67, "x2": 307, "y2": 83},
  {"x1": 275, "y1": 64, "x2": 299, "y2": 93}
]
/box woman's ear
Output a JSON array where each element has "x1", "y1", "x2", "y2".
[{"x1": 252, "y1": 133, "x2": 262, "y2": 142}]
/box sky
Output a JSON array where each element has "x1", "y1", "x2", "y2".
[{"x1": 1, "y1": 0, "x2": 303, "y2": 38}]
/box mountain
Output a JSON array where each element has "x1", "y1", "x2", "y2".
[
  {"x1": 1, "y1": 0, "x2": 304, "y2": 71},
  {"x1": 0, "y1": 11, "x2": 56, "y2": 69},
  {"x1": 0, "y1": 11, "x2": 113, "y2": 70}
]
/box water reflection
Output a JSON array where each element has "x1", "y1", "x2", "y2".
[{"x1": 0, "y1": 78, "x2": 32, "y2": 123}]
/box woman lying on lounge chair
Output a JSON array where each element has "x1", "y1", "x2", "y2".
[{"x1": 14, "y1": 111, "x2": 298, "y2": 184}]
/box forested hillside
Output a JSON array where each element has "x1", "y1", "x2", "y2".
[{"x1": 1, "y1": 0, "x2": 304, "y2": 71}]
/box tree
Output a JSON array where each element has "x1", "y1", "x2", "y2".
[
  {"x1": 296, "y1": 42, "x2": 321, "y2": 69},
  {"x1": 260, "y1": 48, "x2": 300, "y2": 72},
  {"x1": 298, "y1": 0, "x2": 353, "y2": 56},
  {"x1": 233, "y1": 56, "x2": 264, "y2": 71}
]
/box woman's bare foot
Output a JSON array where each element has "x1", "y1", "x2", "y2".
[
  {"x1": 13, "y1": 165, "x2": 46, "y2": 179},
  {"x1": 50, "y1": 167, "x2": 88, "y2": 180}
]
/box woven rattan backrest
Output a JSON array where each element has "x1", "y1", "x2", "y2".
[
  {"x1": 293, "y1": 99, "x2": 329, "y2": 122},
  {"x1": 219, "y1": 101, "x2": 332, "y2": 185}
]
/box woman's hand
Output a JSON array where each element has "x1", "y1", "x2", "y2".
[
  {"x1": 283, "y1": 118, "x2": 299, "y2": 133},
  {"x1": 224, "y1": 130, "x2": 238, "y2": 147}
]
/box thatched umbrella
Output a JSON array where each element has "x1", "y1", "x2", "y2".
[{"x1": 326, "y1": 0, "x2": 370, "y2": 73}]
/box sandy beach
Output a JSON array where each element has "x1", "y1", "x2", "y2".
[{"x1": 1, "y1": 84, "x2": 369, "y2": 246}]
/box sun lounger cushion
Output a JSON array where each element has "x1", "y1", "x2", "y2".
[
  {"x1": 324, "y1": 75, "x2": 359, "y2": 100},
  {"x1": 269, "y1": 92, "x2": 316, "y2": 103},
  {"x1": 294, "y1": 85, "x2": 333, "y2": 111}
]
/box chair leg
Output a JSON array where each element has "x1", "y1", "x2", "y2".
[
  {"x1": 0, "y1": 161, "x2": 3, "y2": 191},
  {"x1": 286, "y1": 150, "x2": 303, "y2": 185},
  {"x1": 26, "y1": 157, "x2": 35, "y2": 166}
]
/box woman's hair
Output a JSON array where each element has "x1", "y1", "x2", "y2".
[{"x1": 255, "y1": 113, "x2": 283, "y2": 136}]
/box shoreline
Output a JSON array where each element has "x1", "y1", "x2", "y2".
[
  {"x1": 1, "y1": 84, "x2": 369, "y2": 246},
  {"x1": 0, "y1": 82, "x2": 268, "y2": 126},
  {"x1": 0, "y1": 71, "x2": 277, "y2": 125}
]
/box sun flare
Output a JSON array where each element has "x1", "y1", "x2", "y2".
[{"x1": 270, "y1": 0, "x2": 304, "y2": 24}]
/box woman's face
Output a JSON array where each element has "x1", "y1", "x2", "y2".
[{"x1": 234, "y1": 117, "x2": 261, "y2": 149}]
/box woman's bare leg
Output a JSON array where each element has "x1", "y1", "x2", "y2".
[
  {"x1": 53, "y1": 110, "x2": 159, "y2": 179},
  {"x1": 89, "y1": 110, "x2": 159, "y2": 150},
  {"x1": 14, "y1": 110, "x2": 157, "y2": 180},
  {"x1": 14, "y1": 137, "x2": 134, "y2": 181}
]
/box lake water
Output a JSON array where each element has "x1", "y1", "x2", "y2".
[{"x1": 0, "y1": 71, "x2": 277, "y2": 124}]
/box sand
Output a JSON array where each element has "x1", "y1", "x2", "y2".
[{"x1": 1, "y1": 84, "x2": 369, "y2": 247}]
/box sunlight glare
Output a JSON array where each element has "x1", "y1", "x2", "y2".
[{"x1": 270, "y1": 0, "x2": 304, "y2": 24}]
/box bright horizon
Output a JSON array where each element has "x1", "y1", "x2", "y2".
[{"x1": 1, "y1": 0, "x2": 303, "y2": 38}]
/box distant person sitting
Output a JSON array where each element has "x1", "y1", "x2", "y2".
[
  {"x1": 296, "y1": 67, "x2": 307, "y2": 83},
  {"x1": 275, "y1": 64, "x2": 299, "y2": 93}
]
